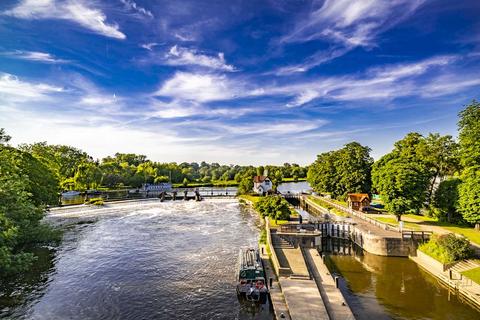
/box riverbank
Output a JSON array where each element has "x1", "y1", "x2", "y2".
[{"x1": 410, "y1": 249, "x2": 480, "y2": 311}]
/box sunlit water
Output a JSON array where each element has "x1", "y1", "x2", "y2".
[
  {"x1": 1, "y1": 200, "x2": 273, "y2": 320},
  {"x1": 324, "y1": 241, "x2": 480, "y2": 320}
]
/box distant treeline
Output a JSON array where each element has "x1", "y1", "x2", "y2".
[{"x1": 307, "y1": 100, "x2": 480, "y2": 228}]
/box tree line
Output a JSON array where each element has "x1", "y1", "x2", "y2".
[
  {"x1": 307, "y1": 101, "x2": 480, "y2": 229},
  {"x1": 11, "y1": 140, "x2": 307, "y2": 194}
]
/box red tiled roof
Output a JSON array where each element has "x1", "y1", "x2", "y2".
[
  {"x1": 253, "y1": 176, "x2": 269, "y2": 183},
  {"x1": 347, "y1": 193, "x2": 370, "y2": 202}
]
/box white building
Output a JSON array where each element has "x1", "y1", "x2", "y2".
[{"x1": 253, "y1": 176, "x2": 272, "y2": 195}]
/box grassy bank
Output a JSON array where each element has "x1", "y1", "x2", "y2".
[
  {"x1": 306, "y1": 196, "x2": 350, "y2": 218},
  {"x1": 461, "y1": 267, "x2": 480, "y2": 285}
]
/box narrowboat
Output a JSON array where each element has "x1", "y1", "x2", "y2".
[{"x1": 236, "y1": 248, "x2": 268, "y2": 303}]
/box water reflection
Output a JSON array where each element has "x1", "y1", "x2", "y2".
[
  {"x1": 322, "y1": 239, "x2": 480, "y2": 320},
  {"x1": 1, "y1": 200, "x2": 273, "y2": 320}
]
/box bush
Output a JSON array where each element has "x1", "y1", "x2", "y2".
[
  {"x1": 437, "y1": 233, "x2": 473, "y2": 261},
  {"x1": 419, "y1": 234, "x2": 473, "y2": 263},
  {"x1": 254, "y1": 196, "x2": 293, "y2": 221}
]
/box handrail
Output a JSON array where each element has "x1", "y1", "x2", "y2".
[{"x1": 305, "y1": 196, "x2": 401, "y2": 233}]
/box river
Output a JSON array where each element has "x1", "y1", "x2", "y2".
[
  {"x1": 2, "y1": 181, "x2": 479, "y2": 319},
  {"x1": 1, "y1": 200, "x2": 273, "y2": 320},
  {"x1": 323, "y1": 240, "x2": 480, "y2": 320}
]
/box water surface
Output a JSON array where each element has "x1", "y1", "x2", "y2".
[{"x1": 1, "y1": 200, "x2": 273, "y2": 320}]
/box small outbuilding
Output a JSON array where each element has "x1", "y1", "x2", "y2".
[
  {"x1": 253, "y1": 176, "x2": 272, "y2": 195},
  {"x1": 347, "y1": 193, "x2": 370, "y2": 211}
]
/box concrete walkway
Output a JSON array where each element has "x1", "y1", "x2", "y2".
[
  {"x1": 306, "y1": 197, "x2": 401, "y2": 238},
  {"x1": 304, "y1": 249, "x2": 355, "y2": 320},
  {"x1": 280, "y1": 277, "x2": 329, "y2": 320},
  {"x1": 260, "y1": 245, "x2": 291, "y2": 320}
]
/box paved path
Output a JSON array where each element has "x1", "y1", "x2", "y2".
[
  {"x1": 280, "y1": 278, "x2": 329, "y2": 320},
  {"x1": 304, "y1": 249, "x2": 355, "y2": 320},
  {"x1": 306, "y1": 197, "x2": 400, "y2": 238},
  {"x1": 260, "y1": 245, "x2": 291, "y2": 320}
]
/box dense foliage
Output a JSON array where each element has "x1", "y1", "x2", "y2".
[
  {"x1": 419, "y1": 234, "x2": 473, "y2": 264},
  {"x1": 17, "y1": 142, "x2": 307, "y2": 192},
  {"x1": 432, "y1": 178, "x2": 462, "y2": 222},
  {"x1": 307, "y1": 142, "x2": 373, "y2": 199},
  {"x1": 457, "y1": 101, "x2": 480, "y2": 228},
  {"x1": 0, "y1": 144, "x2": 61, "y2": 277},
  {"x1": 254, "y1": 196, "x2": 292, "y2": 221}
]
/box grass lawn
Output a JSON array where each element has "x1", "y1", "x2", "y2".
[
  {"x1": 269, "y1": 217, "x2": 289, "y2": 228},
  {"x1": 306, "y1": 196, "x2": 350, "y2": 217},
  {"x1": 418, "y1": 241, "x2": 451, "y2": 264},
  {"x1": 461, "y1": 267, "x2": 480, "y2": 285},
  {"x1": 282, "y1": 177, "x2": 307, "y2": 182},
  {"x1": 436, "y1": 224, "x2": 480, "y2": 246},
  {"x1": 403, "y1": 214, "x2": 437, "y2": 222},
  {"x1": 367, "y1": 215, "x2": 421, "y2": 231},
  {"x1": 238, "y1": 194, "x2": 261, "y2": 204}
]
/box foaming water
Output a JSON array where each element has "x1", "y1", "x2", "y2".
[{"x1": 3, "y1": 200, "x2": 273, "y2": 320}]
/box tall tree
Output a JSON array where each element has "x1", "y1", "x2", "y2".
[
  {"x1": 308, "y1": 142, "x2": 373, "y2": 199},
  {"x1": 457, "y1": 101, "x2": 480, "y2": 229},
  {"x1": 432, "y1": 178, "x2": 462, "y2": 223},
  {"x1": 372, "y1": 133, "x2": 432, "y2": 220}
]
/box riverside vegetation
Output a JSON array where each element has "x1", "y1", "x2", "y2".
[
  {"x1": 307, "y1": 101, "x2": 480, "y2": 232},
  {"x1": 0, "y1": 128, "x2": 306, "y2": 277}
]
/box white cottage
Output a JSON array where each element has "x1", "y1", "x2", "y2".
[{"x1": 253, "y1": 176, "x2": 272, "y2": 195}]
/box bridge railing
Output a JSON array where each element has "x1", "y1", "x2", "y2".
[{"x1": 303, "y1": 196, "x2": 401, "y2": 233}]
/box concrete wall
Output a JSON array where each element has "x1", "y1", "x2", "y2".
[
  {"x1": 265, "y1": 218, "x2": 291, "y2": 277},
  {"x1": 351, "y1": 226, "x2": 416, "y2": 257}
]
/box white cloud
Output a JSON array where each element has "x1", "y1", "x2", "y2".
[
  {"x1": 2, "y1": 50, "x2": 67, "y2": 63},
  {"x1": 120, "y1": 0, "x2": 153, "y2": 18},
  {"x1": 156, "y1": 72, "x2": 239, "y2": 102},
  {"x1": 0, "y1": 73, "x2": 63, "y2": 103},
  {"x1": 141, "y1": 42, "x2": 160, "y2": 51},
  {"x1": 277, "y1": 0, "x2": 425, "y2": 73},
  {"x1": 165, "y1": 45, "x2": 235, "y2": 71},
  {"x1": 4, "y1": 0, "x2": 126, "y2": 39}
]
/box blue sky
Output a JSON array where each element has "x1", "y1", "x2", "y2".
[{"x1": 0, "y1": 0, "x2": 479, "y2": 165}]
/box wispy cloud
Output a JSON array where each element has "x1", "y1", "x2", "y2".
[
  {"x1": 0, "y1": 73, "x2": 63, "y2": 103},
  {"x1": 164, "y1": 45, "x2": 236, "y2": 71},
  {"x1": 1, "y1": 50, "x2": 67, "y2": 63},
  {"x1": 4, "y1": 0, "x2": 126, "y2": 39},
  {"x1": 277, "y1": 0, "x2": 425, "y2": 73},
  {"x1": 120, "y1": 0, "x2": 153, "y2": 18},
  {"x1": 155, "y1": 72, "x2": 240, "y2": 102},
  {"x1": 140, "y1": 42, "x2": 160, "y2": 51}
]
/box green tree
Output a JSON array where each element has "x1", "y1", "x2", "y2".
[
  {"x1": 372, "y1": 134, "x2": 433, "y2": 220},
  {"x1": 254, "y1": 196, "x2": 291, "y2": 221},
  {"x1": 458, "y1": 166, "x2": 480, "y2": 229},
  {"x1": 0, "y1": 144, "x2": 61, "y2": 276},
  {"x1": 420, "y1": 133, "x2": 459, "y2": 204},
  {"x1": 432, "y1": 178, "x2": 462, "y2": 222},
  {"x1": 0, "y1": 128, "x2": 11, "y2": 145},
  {"x1": 73, "y1": 162, "x2": 102, "y2": 190},
  {"x1": 308, "y1": 142, "x2": 373, "y2": 199},
  {"x1": 458, "y1": 100, "x2": 480, "y2": 168},
  {"x1": 457, "y1": 101, "x2": 480, "y2": 229}
]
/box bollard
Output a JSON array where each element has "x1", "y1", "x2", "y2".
[
  {"x1": 335, "y1": 276, "x2": 339, "y2": 288},
  {"x1": 262, "y1": 247, "x2": 264, "y2": 255},
  {"x1": 270, "y1": 277, "x2": 273, "y2": 288}
]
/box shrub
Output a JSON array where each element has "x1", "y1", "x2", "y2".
[
  {"x1": 419, "y1": 234, "x2": 473, "y2": 263},
  {"x1": 254, "y1": 196, "x2": 292, "y2": 221},
  {"x1": 437, "y1": 233, "x2": 473, "y2": 261}
]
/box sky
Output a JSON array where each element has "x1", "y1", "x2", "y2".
[{"x1": 0, "y1": 0, "x2": 479, "y2": 165}]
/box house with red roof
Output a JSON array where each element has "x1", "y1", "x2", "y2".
[{"x1": 253, "y1": 176, "x2": 272, "y2": 195}]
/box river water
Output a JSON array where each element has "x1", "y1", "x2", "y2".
[
  {"x1": 2, "y1": 180, "x2": 479, "y2": 319},
  {"x1": 1, "y1": 200, "x2": 273, "y2": 320},
  {"x1": 324, "y1": 241, "x2": 480, "y2": 320}
]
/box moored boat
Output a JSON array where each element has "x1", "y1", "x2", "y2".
[
  {"x1": 61, "y1": 190, "x2": 81, "y2": 197},
  {"x1": 236, "y1": 248, "x2": 268, "y2": 303}
]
